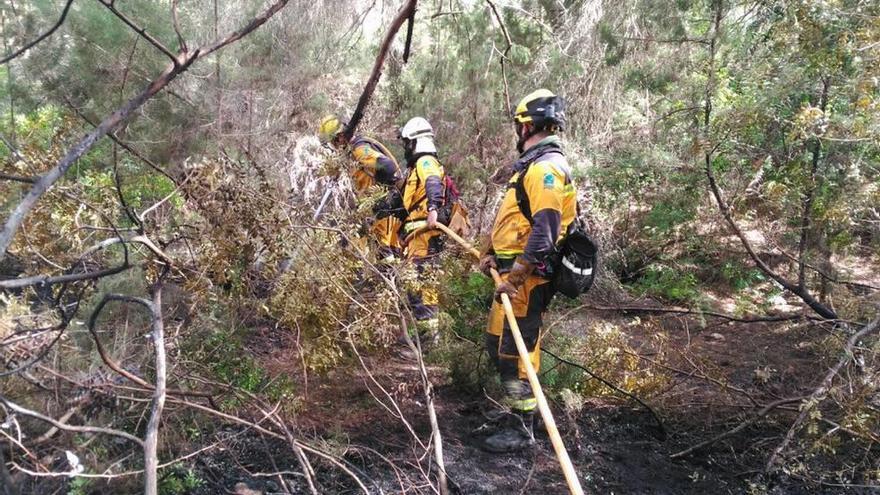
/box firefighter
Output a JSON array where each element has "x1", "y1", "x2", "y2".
[
  {"x1": 399, "y1": 117, "x2": 445, "y2": 341},
  {"x1": 318, "y1": 115, "x2": 403, "y2": 260},
  {"x1": 478, "y1": 89, "x2": 577, "y2": 452}
]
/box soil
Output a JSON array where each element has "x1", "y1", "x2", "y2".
[{"x1": 187, "y1": 307, "x2": 877, "y2": 495}]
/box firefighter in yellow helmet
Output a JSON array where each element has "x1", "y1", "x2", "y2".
[
  {"x1": 398, "y1": 117, "x2": 445, "y2": 343},
  {"x1": 477, "y1": 89, "x2": 578, "y2": 452},
  {"x1": 318, "y1": 115, "x2": 403, "y2": 260}
]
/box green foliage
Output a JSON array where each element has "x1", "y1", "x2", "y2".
[
  {"x1": 719, "y1": 261, "x2": 765, "y2": 293},
  {"x1": 631, "y1": 264, "x2": 701, "y2": 304},
  {"x1": 439, "y1": 258, "x2": 494, "y2": 341},
  {"x1": 159, "y1": 466, "x2": 205, "y2": 495},
  {"x1": 66, "y1": 476, "x2": 93, "y2": 495}
]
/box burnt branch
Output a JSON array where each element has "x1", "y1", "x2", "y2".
[
  {"x1": 670, "y1": 396, "x2": 807, "y2": 459},
  {"x1": 0, "y1": 173, "x2": 36, "y2": 184},
  {"x1": 0, "y1": 0, "x2": 75, "y2": 65},
  {"x1": 486, "y1": 0, "x2": 513, "y2": 115}
]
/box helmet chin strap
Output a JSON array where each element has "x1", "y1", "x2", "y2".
[
  {"x1": 403, "y1": 138, "x2": 416, "y2": 162},
  {"x1": 516, "y1": 122, "x2": 531, "y2": 154}
]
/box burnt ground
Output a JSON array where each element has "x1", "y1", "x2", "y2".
[{"x1": 184, "y1": 307, "x2": 878, "y2": 495}]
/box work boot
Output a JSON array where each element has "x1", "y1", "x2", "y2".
[
  {"x1": 393, "y1": 337, "x2": 420, "y2": 362},
  {"x1": 482, "y1": 411, "x2": 535, "y2": 453},
  {"x1": 472, "y1": 407, "x2": 508, "y2": 436}
]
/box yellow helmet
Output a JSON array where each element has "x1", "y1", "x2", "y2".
[
  {"x1": 318, "y1": 114, "x2": 344, "y2": 144},
  {"x1": 513, "y1": 89, "x2": 566, "y2": 130}
]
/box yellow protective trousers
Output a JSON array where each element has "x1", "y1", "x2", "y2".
[
  {"x1": 404, "y1": 226, "x2": 444, "y2": 323},
  {"x1": 486, "y1": 271, "x2": 554, "y2": 384}
]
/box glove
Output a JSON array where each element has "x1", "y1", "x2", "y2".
[
  {"x1": 494, "y1": 279, "x2": 518, "y2": 302},
  {"x1": 426, "y1": 208, "x2": 439, "y2": 228},
  {"x1": 493, "y1": 259, "x2": 534, "y2": 302},
  {"x1": 479, "y1": 254, "x2": 497, "y2": 276}
]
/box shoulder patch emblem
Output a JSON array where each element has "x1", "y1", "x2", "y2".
[
  {"x1": 421, "y1": 159, "x2": 432, "y2": 169},
  {"x1": 543, "y1": 172, "x2": 555, "y2": 188}
]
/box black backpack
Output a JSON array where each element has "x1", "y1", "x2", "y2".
[{"x1": 513, "y1": 149, "x2": 598, "y2": 298}]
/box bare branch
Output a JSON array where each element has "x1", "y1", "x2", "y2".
[
  {"x1": 766, "y1": 315, "x2": 880, "y2": 472},
  {"x1": 670, "y1": 396, "x2": 807, "y2": 459},
  {"x1": 486, "y1": 0, "x2": 512, "y2": 115},
  {"x1": 0, "y1": 0, "x2": 75, "y2": 65},
  {"x1": 171, "y1": 0, "x2": 188, "y2": 54},
  {"x1": 0, "y1": 395, "x2": 143, "y2": 446},
  {"x1": 143, "y1": 283, "x2": 166, "y2": 495},
  {"x1": 86, "y1": 292, "x2": 214, "y2": 399},
  {"x1": 0, "y1": 172, "x2": 36, "y2": 183}
]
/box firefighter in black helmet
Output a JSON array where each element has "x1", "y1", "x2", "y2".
[{"x1": 477, "y1": 89, "x2": 578, "y2": 452}]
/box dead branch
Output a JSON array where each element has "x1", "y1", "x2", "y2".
[
  {"x1": 670, "y1": 396, "x2": 806, "y2": 459},
  {"x1": 143, "y1": 283, "x2": 166, "y2": 495},
  {"x1": 0, "y1": 173, "x2": 36, "y2": 184},
  {"x1": 547, "y1": 303, "x2": 807, "y2": 330},
  {"x1": 0, "y1": 232, "x2": 137, "y2": 290},
  {"x1": 402, "y1": 2, "x2": 416, "y2": 63},
  {"x1": 0, "y1": 0, "x2": 75, "y2": 65},
  {"x1": 409, "y1": 319, "x2": 450, "y2": 495},
  {"x1": 0, "y1": 0, "x2": 291, "y2": 262},
  {"x1": 0, "y1": 442, "x2": 18, "y2": 495},
  {"x1": 64, "y1": 96, "x2": 179, "y2": 185},
  {"x1": 765, "y1": 315, "x2": 880, "y2": 472},
  {"x1": 171, "y1": 0, "x2": 188, "y2": 54},
  {"x1": 86, "y1": 292, "x2": 214, "y2": 400},
  {"x1": 0, "y1": 395, "x2": 143, "y2": 445},
  {"x1": 0, "y1": 259, "x2": 131, "y2": 289},
  {"x1": 486, "y1": 0, "x2": 512, "y2": 114},
  {"x1": 343, "y1": 0, "x2": 418, "y2": 141}
]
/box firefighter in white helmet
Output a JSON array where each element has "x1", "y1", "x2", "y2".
[{"x1": 398, "y1": 117, "x2": 445, "y2": 347}]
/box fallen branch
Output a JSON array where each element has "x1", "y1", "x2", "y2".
[
  {"x1": 765, "y1": 315, "x2": 880, "y2": 472},
  {"x1": 0, "y1": 395, "x2": 143, "y2": 446},
  {"x1": 670, "y1": 396, "x2": 806, "y2": 459},
  {"x1": 546, "y1": 303, "x2": 807, "y2": 334},
  {"x1": 486, "y1": 0, "x2": 513, "y2": 114},
  {"x1": 0, "y1": 173, "x2": 36, "y2": 184}
]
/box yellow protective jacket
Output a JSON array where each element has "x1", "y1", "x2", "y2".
[
  {"x1": 402, "y1": 154, "x2": 445, "y2": 231},
  {"x1": 349, "y1": 136, "x2": 400, "y2": 194},
  {"x1": 490, "y1": 136, "x2": 577, "y2": 264}
]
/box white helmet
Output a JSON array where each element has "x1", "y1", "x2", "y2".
[{"x1": 399, "y1": 117, "x2": 437, "y2": 156}]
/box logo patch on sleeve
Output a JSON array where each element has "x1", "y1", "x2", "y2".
[{"x1": 543, "y1": 173, "x2": 555, "y2": 188}]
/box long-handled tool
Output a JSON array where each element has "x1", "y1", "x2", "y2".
[{"x1": 411, "y1": 223, "x2": 585, "y2": 495}]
